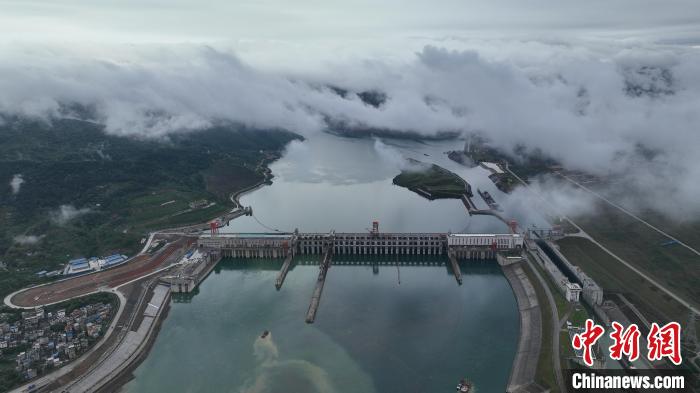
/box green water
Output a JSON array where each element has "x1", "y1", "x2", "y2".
[
  {"x1": 125, "y1": 134, "x2": 526, "y2": 392},
  {"x1": 124, "y1": 256, "x2": 518, "y2": 393}
]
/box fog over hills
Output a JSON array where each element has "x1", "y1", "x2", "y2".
[{"x1": 1, "y1": 0, "x2": 699, "y2": 218}]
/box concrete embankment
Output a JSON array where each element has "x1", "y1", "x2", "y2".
[
  {"x1": 460, "y1": 193, "x2": 511, "y2": 227},
  {"x1": 195, "y1": 253, "x2": 222, "y2": 289},
  {"x1": 275, "y1": 254, "x2": 294, "y2": 290},
  {"x1": 447, "y1": 254, "x2": 463, "y2": 284},
  {"x1": 305, "y1": 250, "x2": 332, "y2": 323},
  {"x1": 501, "y1": 262, "x2": 543, "y2": 393},
  {"x1": 63, "y1": 284, "x2": 171, "y2": 392}
]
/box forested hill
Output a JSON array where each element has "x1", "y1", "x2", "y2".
[{"x1": 0, "y1": 117, "x2": 300, "y2": 297}]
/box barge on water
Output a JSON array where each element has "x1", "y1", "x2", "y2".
[{"x1": 477, "y1": 189, "x2": 502, "y2": 211}]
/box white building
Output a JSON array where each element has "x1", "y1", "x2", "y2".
[
  {"x1": 565, "y1": 283, "x2": 582, "y2": 302},
  {"x1": 447, "y1": 233, "x2": 523, "y2": 249},
  {"x1": 480, "y1": 161, "x2": 504, "y2": 174}
]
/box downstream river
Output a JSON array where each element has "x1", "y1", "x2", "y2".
[{"x1": 124, "y1": 133, "x2": 542, "y2": 393}]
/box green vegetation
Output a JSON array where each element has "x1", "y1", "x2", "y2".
[
  {"x1": 521, "y1": 262, "x2": 560, "y2": 393},
  {"x1": 45, "y1": 292, "x2": 118, "y2": 315},
  {"x1": 528, "y1": 254, "x2": 568, "y2": 318},
  {"x1": 0, "y1": 118, "x2": 300, "y2": 298},
  {"x1": 573, "y1": 204, "x2": 700, "y2": 313},
  {"x1": 557, "y1": 237, "x2": 689, "y2": 327},
  {"x1": 487, "y1": 172, "x2": 518, "y2": 193},
  {"x1": 526, "y1": 252, "x2": 595, "y2": 371},
  {"x1": 0, "y1": 354, "x2": 24, "y2": 391},
  {"x1": 568, "y1": 305, "x2": 591, "y2": 327},
  {"x1": 447, "y1": 139, "x2": 538, "y2": 193},
  {"x1": 392, "y1": 161, "x2": 466, "y2": 199}
]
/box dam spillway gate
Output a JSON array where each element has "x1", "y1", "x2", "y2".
[
  {"x1": 197, "y1": 231, "x2": 524, "y2": 259},
  {"x1": 196, "y1": 230, "x2": 524, "y2": 323}
]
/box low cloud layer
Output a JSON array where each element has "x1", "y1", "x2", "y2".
[
  {"x1": 0, "y1": 40, "x2": 699, "y2": 218},
  {"x1": 9, "y1": 174, "x2": 24, "y2": 195},
  {"x1": 373, "y1": 139, "x2": 414, "y2": 171},
  {"x1": 13, "y1": 235, "x2": 44, "y2": 245},
  {"x1": 50, "y1": 205, "x2": 92, "y2": 225},
  {"x1": 505, "y1": 176, "x2": 599, "y2": 221}
]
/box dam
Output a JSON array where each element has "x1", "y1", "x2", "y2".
[
  {"x1": 195, "y1": 226, "x2": 526, "y2": 326},
  {"x1": 126, "y1": 134, "x2": 532, "y2": 393},
  {"x1": 197, "y1": 227, "x2": 524, "y2": 259}
]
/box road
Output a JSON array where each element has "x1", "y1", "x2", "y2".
[
  {"x1": 524, "y1": 255, "x2": 565, "y2": 392},
  {"x1": 7, "y1": 250, "x2": 187, "y2": 393},
  {"x1": 557, "y1": 172, "x2": 700, "y2": 257},
  {"x1": 565, "y1": 218, "x2": 700, "y2": 315},
  {"x1": 7, "y1": 290, "x2": 127, "y2": 393},
  {"x1": 505, "y1": 165, "x2": 700, "y2": 315},
  {"x1": 3, "y1": 180, "x2": 261, "y2": 392},
  {"x1": 5, "y1": 239, "x2": 189, "y2": 309},
  {"x1": 502, "y1": 262, "x2": 545, "y2": 393}
]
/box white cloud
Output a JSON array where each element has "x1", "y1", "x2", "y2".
[
  {"x1": 0, "y1": 39, "x2": 698, "y2": 218},
  {"x1": 13, "y1": 235, "x2": 44, "y2": 245},
  {"x1": 372, "y1": 138, "x2": 419, "y2": 171},
  {"x1": 9, "y1": 174, "x2": 24, "y2": 194},
  {"x1": 506, "y1": 176, "x2": 599, "y2": 220},
  {"x1": 50, "y1": 205, "x2": 92, "y2": 225}
]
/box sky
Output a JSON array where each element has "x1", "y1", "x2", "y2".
[
  {"x1": 2, "y1": 0, "x2": 700, "y2": 44},
  {"x1": 1, "y1": 0, "x2": 700, "y2": 219}
]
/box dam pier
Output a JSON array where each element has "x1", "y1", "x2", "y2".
[
  {"x1": 188, "y1": 222, "x2": 537, "y2": 391},
  {"x1": 274, "y1": 254, "x2": 294, "y2": 290},
  {"x1": 448, "y1": 254, "x2": 463, "y2": 284},
  {"x1": 196, "y1": 224, "x2": 525, "y2": 324},
  {"x1": 306, "y1": 243, "x2": 334, "y2": 323}
]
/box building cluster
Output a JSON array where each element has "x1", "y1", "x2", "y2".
[
  {"x1": 447, "y1": 233, "x2": 524, "y2": 249},
  {"x1": 527, "y1": 239, "x2": 603, "y2": 306},
  {"x1": 0, "y1": 302, "x2": 113, "y2": 381},
  {"x1": 161, "y1": 249, "x2": 220, "y2": 293},
  {"x1": 63, "y1": 254, "x2": 128, "y2": 275},
  {"x1": 188, "y1": 199, "x2": 210, "y2": 209},
  {"x1": 199, "y1": 233, "x2": 294, "y2": 258}
]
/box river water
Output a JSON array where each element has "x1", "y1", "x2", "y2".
[{"x1": 124, "y1": 133, "x2": 544, "y2": 393}]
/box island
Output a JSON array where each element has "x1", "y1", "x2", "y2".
[{"x1": 392, "y1": 160, "x2": 469, "y2": 200}]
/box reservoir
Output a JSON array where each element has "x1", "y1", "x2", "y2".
[{"x1": 123, "y1": 133, "x2": 528, "y2": 392}]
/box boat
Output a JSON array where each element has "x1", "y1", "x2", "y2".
[
  {"x1": 261, "y1": 330, "x2": 269, "y2": 339},
  {"x1": 456, "y1": 378, "x2": 472, "y2": 392},
  {"x1": 477, "y1": 189, "x2": 501, "y2": 211}
]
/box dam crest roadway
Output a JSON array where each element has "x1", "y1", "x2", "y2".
[{"x1": 196, "y1": 227, "x2": 526, "y2": 322}]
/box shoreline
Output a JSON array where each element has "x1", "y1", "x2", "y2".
[
  {"x1": 4, "y1": 140, "x2": 538, "y2": 393},
  {"x1": 3, "y1": 151, "x2": 283, "y2": 392},
  {"x1": 62, "y1": 283, "x2": 172, "y2": 392},
  {"x1": 501, "y1": 261, "x2": 543, "y2": 393},
  {"x1": 229, "y1": 153, "x2": 277, "y2": 208},
  {"x1": 100, "y1": 292, "x2": 172, "y2": 393}
]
